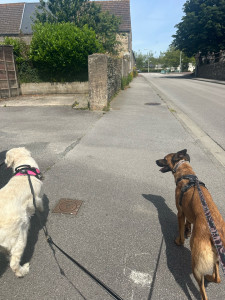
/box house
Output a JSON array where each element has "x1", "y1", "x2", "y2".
[{"x1": 0, "y1": 0, "x2": 132, "y2": 58}]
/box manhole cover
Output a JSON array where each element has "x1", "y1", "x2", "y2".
[
  {"x1": 53, "y1": 199, "x2": 83, "y2": 215},
  {"x1": 145, "y1": 103, "x2": 161, "y2": 106}
]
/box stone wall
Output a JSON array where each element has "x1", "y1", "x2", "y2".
[
  {"x1": 19, "y1": 81, "x2": 89, "y2": 109},
  {"x1": 195, "y1": 51, "x2": 225, "y2": 80},
  {"x1": 116, "y1": 33, "x2": 130, "y2": 58},
  {"x1": 88, "y1": 53, "x2": 132, "y2": 110},
  {"x1": 196, "y1": 62, "x2": 225, "y2": 81}
]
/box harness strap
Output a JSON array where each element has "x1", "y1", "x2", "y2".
[
  {"x1": 14, "y1": 165, "x2": 43, "y2": 180},
  {"x1": 177, "y1": 175, "x2": 206, "y2": 206}
]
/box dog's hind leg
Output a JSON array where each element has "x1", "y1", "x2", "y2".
[
  {"x1": 34, "y1": 196, "x2": 44, "y2": 212},
  {"x1": 10, "y1": 226, "x2": 29, "y2": 277},
  {"x1": 192, "y1": 254, "x2": 208, "y2": 300},
  {"x1": 185, "y1": 220, "x2": 191, "y2": 238},
  {"x1": 192, "y1": 269, "x2": 208, "y2": 300},
  {"x1": 205, "y1": 261, "x2": 221, "y2": 283}
]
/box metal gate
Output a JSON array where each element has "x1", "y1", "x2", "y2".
[{"x1": 0, "y1": 45, "x2": 19, "y2": 98}]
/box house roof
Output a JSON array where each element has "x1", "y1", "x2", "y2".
[
  {"x1": 0, "y1": 3, "x2": 25, "y2": 35},
  {"x1": 94, "y1": 0, "x2": 131, "y2": 32},
  {"x1": 21, "y1": 3, "x2": 40, "y2": 34},
  {"x1": 0, "y1": 0, "x2": 131, "y2": 35}
]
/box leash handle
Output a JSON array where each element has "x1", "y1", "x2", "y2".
[{"x1": 196, "y1": 180, "x2": 225, "y2": 276}]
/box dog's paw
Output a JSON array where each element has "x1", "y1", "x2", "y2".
[
  {"x1": 205, "y1": 273, "x2": 221, "y2": 283},
  {"x1": 174, "y1": 237, "x2": 184, "y2": 246},
  {"x1": 15, "y1": 263, "x2": 30, "y2": 278}
]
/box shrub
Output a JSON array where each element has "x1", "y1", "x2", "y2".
[
  {"x1": 121, "y1": 72, "x2": 133, "y2": 90},
  {"x1": 133, "y1": 68, "x2": 138, "y2": 78},
  {"x1": 30, "y1": 23, "x2": 103, "y2": 82},
  {"x1": 3, "y1": 37, "x2": 29, "y2": 64}
]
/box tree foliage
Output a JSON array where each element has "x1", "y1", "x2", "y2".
[
  {"x1": 135, "y1": 51, "x2": 158, "y2": 70},
  {"x1": 3, "y1": 37, "x2": 29, "y2": 64},
  {"x1": 160, "y1": 46, "x2": 195, "y2": 69},
  {"x1": 35, "y1": 0, "x2": 121, "y2": 54},
  {"x1": 30, "y1": 23, "x2": 103, "y2": 81},
  {"x1": 134, "y1": 47, "x2": 195, "y2": 71},
  {"x1": 172, "y1": 0, "x2": 225, "y2": 56}
]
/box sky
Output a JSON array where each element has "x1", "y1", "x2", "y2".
[{"x1": 1, "y1": 0, "x2": 187, "y2": 57}]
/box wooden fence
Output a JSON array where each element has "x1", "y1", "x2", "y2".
[{"x1": 0, "y1": 45, "x2": 19, "y2": 98}]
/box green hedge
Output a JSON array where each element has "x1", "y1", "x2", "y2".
[
  {"x1": 30, "y1": 23, "x2": 103, "y2": 82},
  {"x1": 4, "y1": 23, "x2": 103, "y2": 83}
]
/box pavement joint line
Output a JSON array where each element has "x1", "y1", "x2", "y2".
[
  {"x1": 142, "y1": 75, "x2": 225, "y2": 168},
  {"x1": 42, "y1": 137, "x2": 83, "y2": 174},
  {"x1": 42, "y1": 111, "x2": 104, "y2": 174}
]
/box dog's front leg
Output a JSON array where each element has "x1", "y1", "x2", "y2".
[{"x1": 175, "y1": 211, "x2": 185, "y2": 246}]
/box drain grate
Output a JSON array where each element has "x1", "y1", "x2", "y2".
[
  {"x1": 53, "y1": 199, "x2": 83, "y2": 215},
  {"x1": 145, "y1": 102, "x2": 161, "y2": 106}
]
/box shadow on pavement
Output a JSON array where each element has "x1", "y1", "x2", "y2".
[
  {"x1": 160, "y1": 74, "x2": 194, "y2": 80},
  {"x1": 142, "y1": 194, "x2": 200, "y2": 300},
  {"x1": 21, "y1": 194, "x2": 50, "y2": 266},
  {"x1": 0, "y1": 150, "x2": 11, "y2": 189}
]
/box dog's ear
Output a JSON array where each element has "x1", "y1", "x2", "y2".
[
  {"x1": 5, "y1": 147, "x2": 31, "y2": 168},
  {"x1": 5, "y1": 150, "x2": 14, "y2": 168},
  {"x1": 173, "y1": 149, "x2": 189, "y2": 163}
]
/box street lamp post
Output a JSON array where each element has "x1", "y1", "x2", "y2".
[
  {"x1": 179, "y1": 51, "x2": 182, "y2": 73},
  {"x1": 144, "y1": 49, "x2": 150, "y2": 73}
]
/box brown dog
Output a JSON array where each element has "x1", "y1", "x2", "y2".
[{"x1": 156, "y1": 149, "x2": 225, "y2": 300}]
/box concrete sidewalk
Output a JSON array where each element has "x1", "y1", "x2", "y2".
[
  {"x1": 1, "y1": 75, "x2": 225, "y2": 299},
  {"x1": 0, "y1": 94, "x2": 88, "y2": 108}
]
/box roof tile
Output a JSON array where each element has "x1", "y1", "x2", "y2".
[
  {"x1": 94, "y1": 0, "x2": 131, "y2": 32},
  {"x1": 0, "y1": 3, "x2": 25, "y2": 35},
  {"x1": 0, "y1": 1, "x2": 131, "y2": 35}
]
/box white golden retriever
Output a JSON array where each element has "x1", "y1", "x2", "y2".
[{"x1": 0, "y1": 147, "x2": 43, "y2": 277}]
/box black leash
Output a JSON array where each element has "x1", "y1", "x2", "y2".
[
  {"x1": 196, "y1": 179, "x2": 225, "y2": 276},
  {"x1": 175, "y1": 166, "x2": 225, "y2": 275},
  {"x1": 25, "y1": 170, "x2": 124, "y2": 300}
]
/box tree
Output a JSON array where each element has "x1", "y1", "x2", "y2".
[
  {"x1": 172, "y1": 0, "x2": 225, "y2": 56},
  {"x1": 134, "y1": 51, "x2": 158, "y2": 70},
  {"x1": 160, "y1": 46, "x2": 195, "y2": 70},
  {"x1": 161, "y1": 47, "x2": 180, "y2": 68},
  {"x1": 35, "y1": 0, "x2": 121, "y2": 54}
]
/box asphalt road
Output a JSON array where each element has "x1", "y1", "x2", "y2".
[
  {"x1": 0, "y1": 76, "x2": 225, "y2": 300},
  {"x1": 142, "y1": 73, "x2": 225, "y2": 151}
]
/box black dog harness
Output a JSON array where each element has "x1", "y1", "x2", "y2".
[{"x1": 176, "y1": 174, "x2": 206, "y2": 206}]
